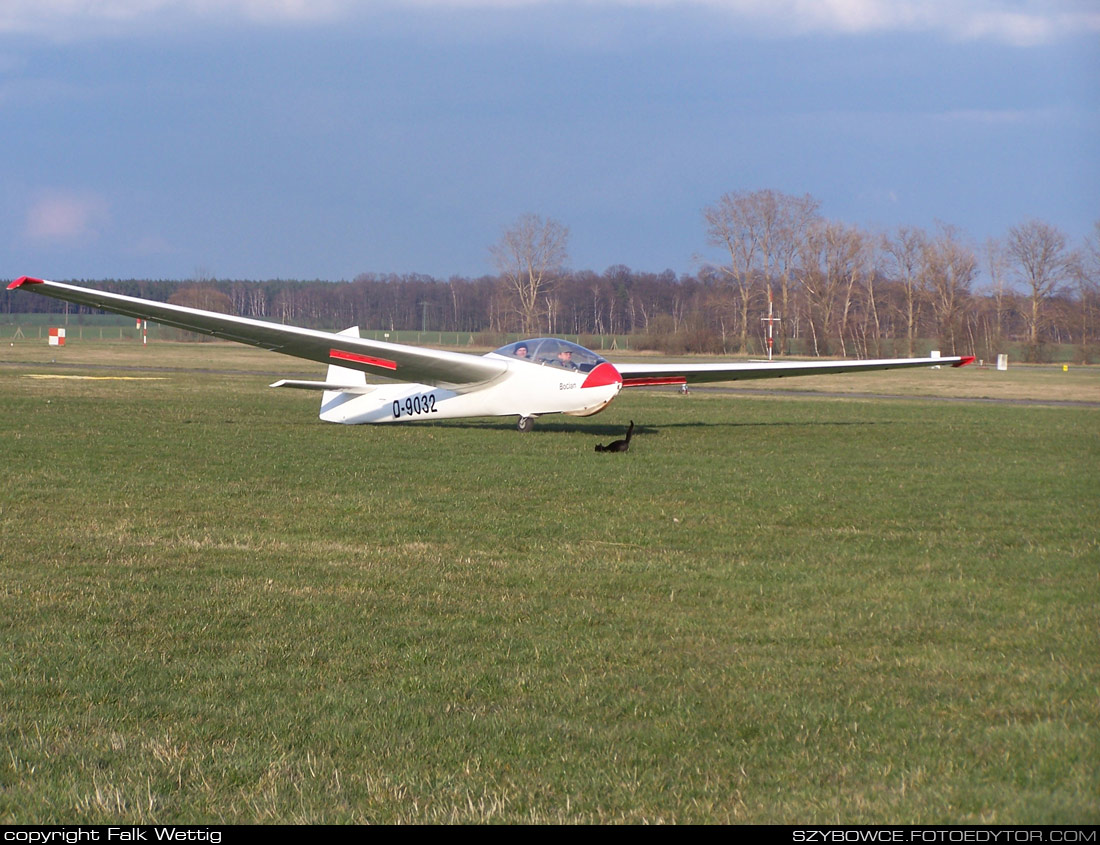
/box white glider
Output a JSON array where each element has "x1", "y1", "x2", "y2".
[{"x1": 9, "y1": 276, "x2": 974, "y2": 432}]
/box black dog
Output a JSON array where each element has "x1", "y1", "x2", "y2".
[{"x1": 595, "y1": 421, "x2": 634, "y2": 453}]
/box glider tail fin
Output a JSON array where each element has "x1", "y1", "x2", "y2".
[
  {"x1": 324, "y1": 326, "x2": 368, "y2": 388},
  {"x1": 321, "y1": 326, "x2": 367, "y2": 419}
]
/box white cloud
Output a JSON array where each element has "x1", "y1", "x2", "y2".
[
  {"x1": 23, "y1": 190, "x2": 111, "y2": 244},
  {"x1": 696, "y1": 0, "x2": 1099, "y2": 45},
  {"x1": 0, "y1": 0, "x2": 1096, "y2": 44},
  {"x1": 0, "y1": 0, "x2": 344, "y2": 38}
]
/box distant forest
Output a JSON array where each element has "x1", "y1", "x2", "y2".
[{"x1": 5, "y1": 193, "x2": 1098, "y2": 363}]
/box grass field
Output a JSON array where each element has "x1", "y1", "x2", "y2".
[{"x1": 1, "y1": 341, "x2": 1097, "y2": 823}]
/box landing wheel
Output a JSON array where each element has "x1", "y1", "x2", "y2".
[{"x1": 517, "y1": 415, "x2": 535, "y2": 433}]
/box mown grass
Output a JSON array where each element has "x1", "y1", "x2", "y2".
[{"x1": 0, "y1": 347, "x2": 1097, "y2": 823}]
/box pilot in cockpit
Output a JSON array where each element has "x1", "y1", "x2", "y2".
[
  {"x1": 514, "y1": 343, "x2": 528, "y2": 359},
  {"x1": 555, "y1": 348, "x2": 578, "y2": 370}
]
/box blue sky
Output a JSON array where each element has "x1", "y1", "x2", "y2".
[{"x1": 2, "y1": 1, "x2": 1097, "y2": 281}]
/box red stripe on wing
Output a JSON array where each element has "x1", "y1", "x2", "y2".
[
  {"x1": 621, "y1": 376, "x2": 687, "y2": 387},
  {"x1": 329, "y1": 349, "x2": 398, "y2": 370}
]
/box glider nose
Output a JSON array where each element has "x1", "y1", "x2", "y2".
[
  {"x1": 581, "y1": 361, "x2": 623, "y2": 390},
  {"x1": 566, "y1": 361, "x2": 622, "y2": 417}
]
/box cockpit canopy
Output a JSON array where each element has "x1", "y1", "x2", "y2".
[{"x1": 493, "y1": 338, "x2": 608, "y2": 373}]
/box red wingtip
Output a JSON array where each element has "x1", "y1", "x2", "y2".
[
  {"x1": 7, "y1": 276, "x2": 45, "y2": 290},
  {"x1": 953, "y1": 355, "x2": 976, "y2": 367}
]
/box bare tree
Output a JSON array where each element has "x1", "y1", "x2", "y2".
[
  {"x1": 166, "y1": 284, "x2": 234, "y2": 340},
  {"x1": 167, "y1": 285, "x2": 233, "y2": 314},
  {"x1": 703, "y1": 192, "x2": 759, "y2": 352},
  {"x1": 759, "y1": 192, "x2": 820, "y2": 355},
  {"x1": 1070, "y1": 221, "x2": 1100, "y2": 361},
  {"x1": 882, "y1": 226, "x2": 928, "y2": 357},
  {"x1": 1005, "y1": 219, "x2": 1072, "y2": 354},
  {"x1": 859, "y1": 239, "x2": 885, "y2": 358},
  {"x1": 831, "y1": 224, "x2": 869, "y2": 357},
  {"x1": 798, "y1": 221, "x2": 865, "y2": 356},
  {"x1": 923, "y1": 223, "x2": 976, "y2": 355},
  {"x1": 981, "y1": 237, "x2": 1014, "y2": 360},
  {"x1": 703, "y1": 190, "x2": 819, "y2": 355},
  {"x1": 490, "y1": 214, "x2": 570, "y2": 336}
]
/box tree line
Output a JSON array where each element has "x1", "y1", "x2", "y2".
[{"x1": 5, "y1": 193, "x2": 1098, "y2": 361}]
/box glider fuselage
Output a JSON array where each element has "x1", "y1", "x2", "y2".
[{"x1": 319, "y1": 341, "x2": 624, "y2": 424}]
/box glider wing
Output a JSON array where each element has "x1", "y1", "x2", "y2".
[
  {"x1": 615, "y1": 355, "x2": 974, "y2": 387},
  {"x1": 7, "y1": 277, "x2": 507, "y2": 390}
]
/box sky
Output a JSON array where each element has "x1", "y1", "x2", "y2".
[{"x1": 1, "y1": 1, "x2": 1097, "y2": 281}]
